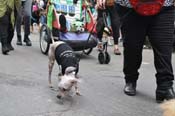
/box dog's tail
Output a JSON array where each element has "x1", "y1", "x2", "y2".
[{"x1": 160, "y1": 99, "x2": 175, "y2": 116}]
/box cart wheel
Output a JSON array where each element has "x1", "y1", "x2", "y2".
[
  {"x1": 104, "y1": 52, "x2": 110, "y2": 64},
  {"x1": 40, "y1": 24, "x2": 51, "y2": 55},
  {"x1": 98, "y1": 52, "x2": 105, "y2": 64},
  {"x1": 83, "y1": 48, "x2": 93, "y2": 55}
]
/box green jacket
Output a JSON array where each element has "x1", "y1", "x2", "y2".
[{"x1": 0, "y1": 0, "x2": 21, "y2": 26}]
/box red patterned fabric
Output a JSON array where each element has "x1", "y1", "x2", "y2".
[{"x1": 129, "y1": 0, "x2": 165, "y2": 16}]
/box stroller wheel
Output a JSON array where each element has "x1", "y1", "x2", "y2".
[
  {"x1": 104, "y1": 52, "x2": 110, "y2": 64},
  {"x1": 98, "y1": 52, "x2": 105, "y2": 64},
  {"x1": 40, "y1": 24, "x2": 51, "y2": 55},
  {"x1": 83, "y1": 48, "x2": 93, "y2": 55}
]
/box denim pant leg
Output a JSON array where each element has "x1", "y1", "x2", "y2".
[
  {"x1": 23, "y1": 0, "x2": 32, "y2": 36},
  {"x1": 16, "y1": 6, "x2": 22, "y2": 36}
]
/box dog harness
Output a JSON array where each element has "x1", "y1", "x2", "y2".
[{"x1": 55, "y1": 43, "x2": 79, "y2": 75}]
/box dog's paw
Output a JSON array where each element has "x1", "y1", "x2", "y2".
[
  {"x1": 49, "y1": 84, "x2": 53, "y2": 88},
  {"x1": 56, "y1": 95, "x2": 62, "y2": 99},
  {"x1": 76, "y1": 92, "x2": 81, "y2": 96},
  {"x1": 58, "y1": 73, "x2": 62, "y2": 76}
]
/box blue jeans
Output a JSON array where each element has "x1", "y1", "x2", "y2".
[{"x1": 16, "y1": 0, "x2": 32, "y2": 37}]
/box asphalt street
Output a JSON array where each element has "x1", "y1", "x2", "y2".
[{"x1": 0, "y1": 32, "x2": 175, "y2": 116}]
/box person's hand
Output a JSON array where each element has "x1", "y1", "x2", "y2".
[{"x1": 96, "y1": 0, "x2": 106, "y2": 9}]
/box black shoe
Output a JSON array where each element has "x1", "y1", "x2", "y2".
[
  {"x1": 17, "y1": 41, "x2": 22, "y2": 45},
  {"x1": 156, "y1": 87, "x2": 175, "y2": 103},
  {"x1": 1, "y1": 45, "x2": 10, "y2": 55},
  {"x1": 7, "y1": 44, "x2": 14, "y2": 51},
  {"x1": 16, "y1": 35, "x2": 22, "y2": 45},
  {"x1": 24, "y1": 35, "x2": 32, "y2": 46},
  {"x1": 124, "y1": 82, "x2": 137, "y2": 96}
]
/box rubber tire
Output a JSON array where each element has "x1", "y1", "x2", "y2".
[
  {"x1": 104, "y1": 52, "x2": 110, "y2": 64},
  {"x1": 98, "y1": 52, "x2": 105, "y2": 64},
  {"x1": 39, "y1": 24, "x2": 51, "y2": 55}
]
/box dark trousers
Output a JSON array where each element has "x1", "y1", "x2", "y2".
[
  {"x1": 16, "y1": 1, "x2": 30, "y2": 37},
  {"x1": 96, "y1": 5, "x2": 120, "y2": 44},
  {"x1": 0, "y1": 11, "x2": 14, "y2": 46},
  {"x1": 120, "y1": 6, "x2": 175, "y2": 89}
]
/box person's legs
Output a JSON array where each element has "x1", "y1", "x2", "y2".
[
  {"x1": 30, "y1": 18, "x2": 34, "y2": 33},
  {"x1": 23, "y1": 14, "x2": 32, "y2": 46},
  {"x1": 107, "y1": 6, "x2": 121, "y2": 55},
  {"x1": 96, "y1": 9, "x2": 105, "y2": 50},
  {"x1": 122, "y1": 10, "x2": 148, "y2": 95},
  {"x1": 7, "y1": 22, "x2": 15, "y2": 51},
  {"x1": 148, "y1": 7, "x2": 175, "y2": 103},
  {"x1": 0, "y1": 13, "x2": 10, "y2": 54},
  {"x1": 23, "y1": 0, "x2": 32, "y2": 46},
  {"x1": 16, "y1": 3, "x2": 22, "y2": 45},
  {"x1": 118, "y1": 28, "x2": 123, "y2": 42}
]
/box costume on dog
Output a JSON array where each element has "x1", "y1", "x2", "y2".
[
  {"x1": 55, "y1": 43, "x2": 79, "y2": 75},
  {"x1": 48, "y1": 41, "x2": 81, "y2": 98}
]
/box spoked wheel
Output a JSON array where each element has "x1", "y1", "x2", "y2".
[
  {"x1": 83, "y1": 48, "x2": 93, "y2": 55},
  {"x1": 39, "y1": 24, "x2": 51, "y2": 55}
]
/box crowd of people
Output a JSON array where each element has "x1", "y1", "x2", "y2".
[
  {"x1": 0, "y1": 0, "x2": 47, "y2": 55},
  {"x1": 0, "y1": 0, "x2": 175, "y2": 103}
]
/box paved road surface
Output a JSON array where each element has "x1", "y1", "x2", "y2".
[{"x1": 0, "y1": 33, "x2": 175, "y2": 116}]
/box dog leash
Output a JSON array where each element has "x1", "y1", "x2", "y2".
[{"x1": 78, "y1": 7, "x2": 98, "y2": 60}]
